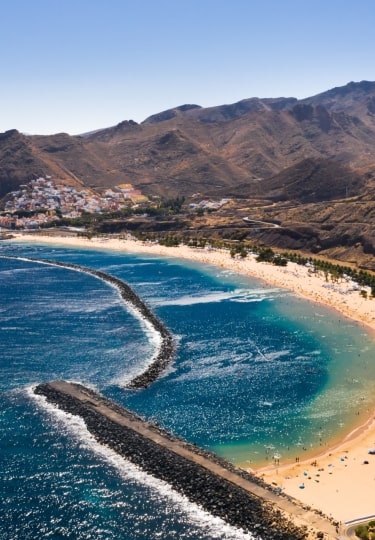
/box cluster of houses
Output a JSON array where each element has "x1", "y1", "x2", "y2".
[
  {"x1": 0, "y1": 177, "x2": 148, "y2": 229},
  {"x1": 0, "y1": 176, "x2": 231, "y2": 231},
  {"x1": 189, "y1": 198, "x2": 230, "y2": 211}
]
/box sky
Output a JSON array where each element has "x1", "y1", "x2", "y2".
[{"x1": 1, "y1": 0, "x2": 374, "y2": 135}]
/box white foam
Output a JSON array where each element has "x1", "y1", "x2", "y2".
[
  {"x1": 257, "y1": 350, "x2": 290, "y2": 363},
  {"x1": 259, "y1": 401, "x2": 273, "y2": 407},
  {"x1": 134, "y1": 281, "x2": 164, "y2": 287},
  {"x1": 103, "y1": 262, "x2": 155, "y2": 271},
  {"x1": 49, "y1": 296, "x2": 123, "y2": 315},
  {"x1": 28, "y1": 387, "x2": 254, "y2": 539},
  {"x1": 156, "y1": 291, "x2": 234, "y2": 306},
  {"x1": 0, "y1": 267, "x2": 34, "y2": 276},
  {"x1": 155, "y1": 287, "x2": 284, "y2": 307},
  {"x1": 4, "y1": 256, "x2": 164, "y2": 386}
]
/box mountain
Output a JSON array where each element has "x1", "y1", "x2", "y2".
[
  {"x1": 1, "y1": 81, "x2": 375, "y2": 268},
  {"x1": 247, "y1": 158, "x2": 365, "y2": 203},
  {"x1": 301, "y1": 80, "x2": 375, "y2": 128},
  {"x1": 1, "y1": 80, "x2": 375, "y2": 200}
]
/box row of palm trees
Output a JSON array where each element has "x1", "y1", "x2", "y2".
[{"x1": 132, "y1": 232, "x2": 375, "y2": 299}]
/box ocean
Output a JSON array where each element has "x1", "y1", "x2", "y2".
[{"x1": 1, "y1": 240, "x2": 375, "y2": 539}]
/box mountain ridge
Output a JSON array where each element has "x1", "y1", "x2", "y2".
[
  {"x1": 0, "y1": 81, "x2": 375, "y2": 202},
  {"x1": 1, "y1": 80, "x2": 375, "y2": 268},
  {"x1": 1, "y1": 80, "x2": 375, "y2": 200}
]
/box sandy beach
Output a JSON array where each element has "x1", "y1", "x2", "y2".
[
  {"x1": 11, "y1": 232, "x2": 375, "y2": 333},
  {"x1": 8, "y1": 232, "x2": 375, "y2": 525},
  {"x1": 258, "y1": 419, "x2": 375, "y2": 525}
]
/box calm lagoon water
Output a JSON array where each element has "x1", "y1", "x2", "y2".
[{"x1": 1, "y1": 240, "x2": 375, "y2": 539}]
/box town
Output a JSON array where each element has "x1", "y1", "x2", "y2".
[
  {"x1": 0, "y1": 176, "x2": 231, "y2": 231},
  {"x1": 0, "y1": 176, "x2": 148, "y2": 229}
]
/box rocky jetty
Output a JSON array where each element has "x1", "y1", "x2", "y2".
[
  {"x1": 35, "y1": 381, "x2": 310, "y2": 540},
  {"x1": 0, "y1": 255, "x2": 174, "y2": 388},
  {"x1": 3, "y1": 254, "x2": 339, "y2": 539}
]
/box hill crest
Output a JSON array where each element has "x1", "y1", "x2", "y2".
[{"x1": 1, "y1": 80, "x2": 375, "y2": 201}]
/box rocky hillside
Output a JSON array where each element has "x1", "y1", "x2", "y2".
[
  {"x1": 245, "y1": 158, "x2": 365, "y2": 203},
  {"x1": 0, "y1": 80, "x2": 374, "y2": 200},
  {"x1": 1, "y1": 80, "x2": 375, "y2": 268}
]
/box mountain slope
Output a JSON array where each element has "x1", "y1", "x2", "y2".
[
  {"x1": 301, "y1": 80, "x2": 375, "y2": 129},
  {"x1": 1, "y1": 80, "x2": 375, "y2": 201},
  {"x1": 251, "y1": 158, "x2": 365, "y2": 203}
]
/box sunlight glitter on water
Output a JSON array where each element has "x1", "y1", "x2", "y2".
[{"x1": 1, "y1": 242, "x2": 375, "y2": 538}]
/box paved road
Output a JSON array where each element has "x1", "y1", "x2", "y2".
[{"x1": 243, "y1": 217, "x2": 280, "y2": 228}]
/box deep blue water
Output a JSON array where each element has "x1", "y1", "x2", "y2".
[{"x1": 1, "y1": 240, "x2": 375, "y2": 539}]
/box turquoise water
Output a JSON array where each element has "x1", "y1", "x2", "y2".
[{"x1": 1, "y1": 240, "x2": 375, "y2": 539}]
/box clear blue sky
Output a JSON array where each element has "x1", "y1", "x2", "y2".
[{"x1": 1, "y1": 0, "x2": 374, "y2": 135}]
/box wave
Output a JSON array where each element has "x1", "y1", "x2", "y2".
[
  {"x1": 154, "y1": 287, "x2": 285, "y2": 307},
  {"x1": 28, "y1": 387, "x2": 254, "y2": 540},
  {"x1": 0, "y1": 267, "x2": 37, "y2": 277},
  {"x1": 103, "y1": 262, "x2": 156, "y2": 271},
  {"x1": 0, "y1": 255, "x2": 173, "y2": 389}
]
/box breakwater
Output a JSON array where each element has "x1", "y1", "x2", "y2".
[
  {"x1": 0, "y1": 255, "x2": 174, "y2": 388},
  {"x1": 34, "y1": 381, "x2": 339, "y2": 540}
]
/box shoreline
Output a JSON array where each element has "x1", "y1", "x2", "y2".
[
  {"x1": 7, "y1": 232, "x2": 375, "y2": 523},
  {"x1": 35, "y1": 381, "x2": 338, "y2": 540},
  {"x1": 257, "y1": 414, "x2": 375, "y2": 524},
  {"x1": 9, "y1": 232, "x2": 375, "y2": 333}
]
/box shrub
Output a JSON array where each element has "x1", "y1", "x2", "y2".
[{"x1": 355, "y1": 524, "x2": 369, "y2": 539}]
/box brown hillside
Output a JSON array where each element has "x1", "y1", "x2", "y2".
[
  {"x1": 1, "y1": 80, "x2": 375, "y2": 267},
  {"x1": 1, "y1": 80, "x2": 375, "y2": 200},
  {"x1": 252, "y1": 158, "x2": 365, "y2": 203}
]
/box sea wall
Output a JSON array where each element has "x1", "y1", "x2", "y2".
[
  {"x1": 34, "y1": 382, "x2": 308, "y2": 540},
  {"x1": 43, "y1": 259, "x2": 175, "y2": 388},
  {"x1": 0, "y1": 255, "x2": 174, "y2": 388}
]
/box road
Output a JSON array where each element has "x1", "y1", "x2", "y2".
[{"x1": 243, "y1": 217, "x2": 280, "y2": 227}]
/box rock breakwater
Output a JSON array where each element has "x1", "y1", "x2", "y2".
[
  {"x1": 0, "y1": 254, "x2": 174, "y2": 388},
  {"x1": 34, "y1": 381, "x2": 338, "y2": 540}
]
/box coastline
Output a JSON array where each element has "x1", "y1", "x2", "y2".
[
  {"x1": 8, "y1": 232, "x2": 375, "y2": 524},
  {"x1": 257, "y1": 414, "x2": 375, "y2": 524},
  {"x1": 35, "y1": 381, "x2": 329, "y2": 540},
  {"x1": 10, "y1": 232, "x2": 375, "y2": 333}
]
